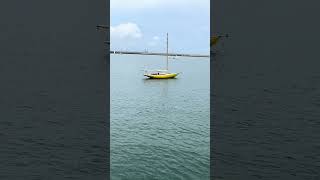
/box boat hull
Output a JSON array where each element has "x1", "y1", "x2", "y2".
[{"x1": 144, "y1": 73, "x2": 178, "y2": 79}]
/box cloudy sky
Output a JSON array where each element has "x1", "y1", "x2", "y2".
[{"x1": 110, "y1": 0, "x2": 210, "y2": 54}]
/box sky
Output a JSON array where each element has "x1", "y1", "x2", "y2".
[{"x1": 110, "y1": 0, "x2": 210, "y2": 54}]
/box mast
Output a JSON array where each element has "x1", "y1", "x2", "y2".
[{"x1": 166, "y1": 33, "x2": 169, "y2": 70}]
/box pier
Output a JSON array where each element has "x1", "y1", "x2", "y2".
[{"x1": 110, "y1": 50, "x2": 210, "y2": 58}]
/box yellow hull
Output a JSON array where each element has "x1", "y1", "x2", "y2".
[{"x1": 144, "y1": 73, "x2": 178, "y2": 79}]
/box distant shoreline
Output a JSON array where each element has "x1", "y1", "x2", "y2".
[{"x1": 110, "y1": 50, "x2": 210, "y2": 58}]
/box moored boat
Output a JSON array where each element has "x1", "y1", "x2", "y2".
[
  {"x1": 144, "y1": 33, "x2": 180, "y2": 79},
  {"x1": 144, "y1": 70, "x2": 178, "y2": 79}
]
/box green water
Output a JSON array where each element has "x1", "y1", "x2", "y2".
[{"x1": 111, "y1": 54, "x2": 210, "y2": 180}]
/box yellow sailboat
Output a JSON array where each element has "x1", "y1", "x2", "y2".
[
  {"x1": 144, "y1": 33, "x2": 179, "y2": 79},
  {"x1": 144, "y1": 70, "x2": 178, "y2": 79}
]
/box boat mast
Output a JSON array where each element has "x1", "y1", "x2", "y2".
[{"x1": 166, "y1": 33, "x2": 169, "y2": 70}]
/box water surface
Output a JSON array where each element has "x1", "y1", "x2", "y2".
[{"x1": 111, "y1": 54, "x2": 210, "y2": 179}]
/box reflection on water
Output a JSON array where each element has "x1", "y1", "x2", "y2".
[{"x1": 142, "y1": 78, "x2": 178, "y2": 97}]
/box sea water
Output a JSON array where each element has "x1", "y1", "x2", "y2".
[{"x1": 111, "y1": 54, "x2": 210, "y2": 179}]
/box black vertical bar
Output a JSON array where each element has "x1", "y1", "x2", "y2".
[
  {"x1": 0, "y1": 0, "x2": 109, "y2": 179},
  {"x1": 211, "y1": 0, "x2": 320, "y2": 179}
]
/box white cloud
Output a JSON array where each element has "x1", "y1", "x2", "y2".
[
  {"x1": 110, "y1": 23, "x2": 143, "y2": 39},
  {"x1": 111, "y1": 0, "x2": 209, "y2": 10},
  {"x1": 153, "y1": 36, "x2": 160, "y2": 41}
]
